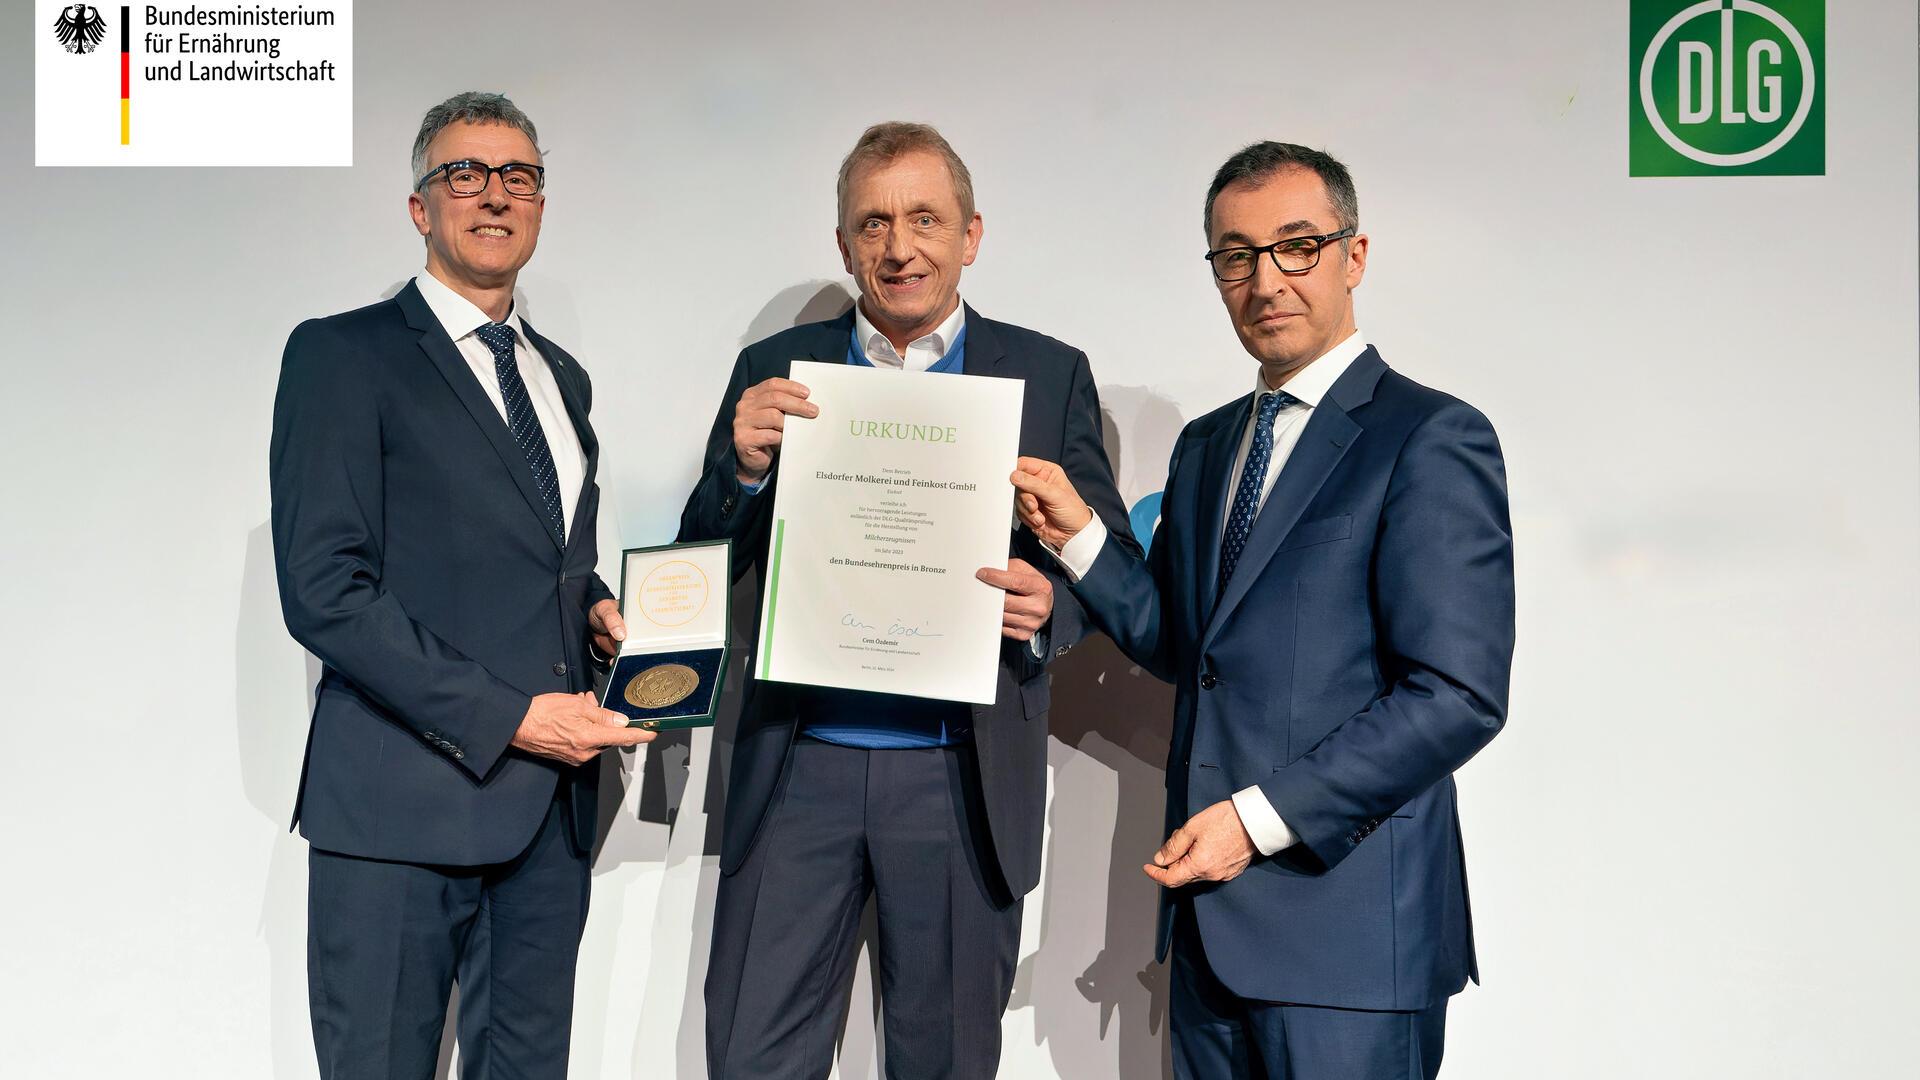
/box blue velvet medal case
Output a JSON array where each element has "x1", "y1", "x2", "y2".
[{"x1": 599, "y1": 539, "x2": 731, "y2": 730}]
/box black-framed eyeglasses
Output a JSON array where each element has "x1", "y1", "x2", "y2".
[
  {"x1": 1204, "y1": 227, "x2": 1356, "y2": 282},
  {"x1": 415, "y1": 159, "x2": 546, "y2": 198}
]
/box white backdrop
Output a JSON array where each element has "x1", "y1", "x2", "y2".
[{"x1": 4, "y1": 2, "x2": 1917, "y2": 1077}]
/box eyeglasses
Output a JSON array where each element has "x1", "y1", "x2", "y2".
[
  {"x1": 1204, "y1": 227, "x2": 1356, "y2": 282},
  {"x1": 415, "y1": 159, "x2": 546, "y2": 198}
]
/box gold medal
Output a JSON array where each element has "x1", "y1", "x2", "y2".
[{"x1": 623, "y1": 662, "x2": 700, "y2": 710}]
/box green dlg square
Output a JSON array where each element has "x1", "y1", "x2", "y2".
[{"x1": 1630, "y1": 0, "x2": 1824, "y2": 176}]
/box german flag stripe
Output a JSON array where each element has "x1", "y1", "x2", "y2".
[{"x1": 119, "y1": 6, "x2": 129, "y2": 145}]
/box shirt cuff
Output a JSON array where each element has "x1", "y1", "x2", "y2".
[
  {"x1": 1042, "y1": 514, "x2": 1108, "y2": 584},
  {"x1": 1231, "y1": 786, "x2": 1298, "y2": 857},
  {"x1": 739, "y1": 475, "x2": 766, "y2": 495}
]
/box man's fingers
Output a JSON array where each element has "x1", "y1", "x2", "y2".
[
  {"x1": 596, "y1": 725, "x2": 658, "y2": 747},
  {"x1": 1002, "y1": 594, "x2": 1049, "y2": 622},
  {"x1": 1007, "y1": 468, "x2": 1055, "y2": 498},
  {"x1": 741, "y1": 407, "x2": 791, "y2": 432},
  {"x1": 751, "y1": 377, "x2": 811, "y2": 400},
  {"x1": 745, "y1": 391, "x2": 817, "y2": 418},
  {"x1": 735, "y1": 428, "x2": 783, "y2": 456},
  {"x1": 1143, "y1": 860, "x2": 1197, "y2": 888},
  {"x1": 976, "y1": 566, "x2": 1019, "y2": 590},
  {"x1": 602, "y1": 607, "x2": 626, "y2": 642},
  {"x1": 1014, "y1": 456, "x2": 1062, "y2": 480},
  {"x1": 584, "y1": 717, "x2": 657, "y2": 746},
  {"x1": 976, "y1": 564, "x2": 1046, "y2": 593},
  {"x1": 1154, "y1": 827, "x2": 1195, "y2": 867}
]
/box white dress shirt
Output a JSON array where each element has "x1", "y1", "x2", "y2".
[
  {"x1": 853, "y1": 299, "x2": 965, "y2": 370},
  {"x1": 414, "y1": 270, "x2": 588, "y2": 539},
  {"x1": 1049, "y1": 330, "x2": 1370, "y2": 856}
]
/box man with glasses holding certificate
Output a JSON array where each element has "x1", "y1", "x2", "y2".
[
  {"x1": 1010, "y1": 142, "x2": 1515, "y2": 1079},
  {"x1": 681, "y1": 122, "x2": 1138, "y2": 1079},
  {"x1": 270, "y1": 92, "x2": 651, "y2": 1080}
]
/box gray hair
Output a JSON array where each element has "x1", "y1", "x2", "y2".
[
  {"x1": 836, "y1": 122, "x2": 976, "y2": 226},
  {"x1": 410, "y1": 91, "x2": 541, "y2": 186},
  {"x1": 1203, "y1": 141, "x2": 1359, "y2": 240}
]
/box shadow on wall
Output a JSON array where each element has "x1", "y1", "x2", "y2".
[
  {"x1": 740, "y1": 280, "x2": 856, "y2": 348},
  {"x1": 236, "y1": 522, "x2": 325, "y2": 1080},
  {"x1": 1011, "y1": 393, "x2": 1185, "y2": 1080}
]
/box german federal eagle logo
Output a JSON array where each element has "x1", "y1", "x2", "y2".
[{"x1": 52, "y1": 4, "x2": 108, "y2": 55}]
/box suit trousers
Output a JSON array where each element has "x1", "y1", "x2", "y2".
[
  {"x1": 306, "y1": 791, "x2": 589, "y2": 1080},
  {"x1": 705, "y1": 738, "x2": 1023, "y2": 1080},
  {"x1": 1171, "y1": 904, "x2": 1447, "y2": 1080}
]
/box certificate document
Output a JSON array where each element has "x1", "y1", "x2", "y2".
[{"x1": 755, "y1": 360, "x2": 1024, "y2": 704}]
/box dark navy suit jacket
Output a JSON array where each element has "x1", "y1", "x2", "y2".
[
  {"x1": 678, "y1": 306, "x2": 1138, "y2": 898},
  {"x1": 269, "y1": 280, "x2": 614, "y2": 866},
  {"x1": 1073, "y1": 347, "x2": 1514, "y2": 1010}
]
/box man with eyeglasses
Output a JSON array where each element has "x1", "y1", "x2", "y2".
[
  {"x1": 1008, "y1": 142, "x2": 1515, "y2": 1079},
  {"x1": 269, "y1": 91, "x2": 652, "y2": 1079}
]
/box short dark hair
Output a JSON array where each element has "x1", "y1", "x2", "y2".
[
  {"x1": 411, "y1": 91, "x2": 540, "y2": 186},
  {"x1": 1203, "y1": 141, "x2": 1358, "y2": 239}
]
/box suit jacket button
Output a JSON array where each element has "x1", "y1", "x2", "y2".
[
  {"x1": 1199, "y1": 672, "x2": 1218, "y2": 690},
  {"x1": 1055, "y1": 644, "x2": 1070, "y2": 658},
  {"x1": 452, "y1": 749, "x2": 465, "y2": 760},
  {"x1": 553, "y1": 662, "x2": 569, "y2": 676},
  {"x1": 721, "y1": 497, "x2": 737, "y2": 515}
]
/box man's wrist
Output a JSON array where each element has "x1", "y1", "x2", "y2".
[
  {"x1": 1049, "y1": 514, "x2": 1109, "y2": 583},
  {"x1": 1065, "y1": 504, "x2": 1095, "y2": 541},
  {"x1": 1230, "y1": 787, "x2": 1298, "y2": 857}
]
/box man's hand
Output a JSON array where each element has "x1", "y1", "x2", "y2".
[
  {"x1": 975, "y1": 557, "x2": 1054, "y2": 642},
  {"x1": 588, "y1": 599, "x2": 626, "y2": 660},
  {"x1": 1143, "y1": 799, "x2": 1257, "y2": 888},
  {"x1": 1009, "y1": 457, "x2": 1094, "y2": 549},
  {"x1": 733, "y1": 376, "x2": 819, "y2": 485},
  {"x1": 511, "y1": 692, "x2": 655, "y2": 765}
]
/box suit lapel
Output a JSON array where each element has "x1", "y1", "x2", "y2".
[
  {"x1": 1202, "y1": 348, "x2": 1388, "y2": 646},
  {"x1": 960, "y1": 304, "x2": 1010, "y2": 378},
  {"x1": 521, "y1": 319, "x2": 596, "y2": 554},
  {"x1": 397, "y1": 281, "x2": 564, "y2": 552},
  {"x1": 791, "y1": 311, "x2": 856, "y2": 369}
]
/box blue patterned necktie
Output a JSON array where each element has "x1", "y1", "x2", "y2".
[
  {"x1": 476, "y1": 321, "x2": 567, "y2": 543},
  {"x1": 1216, "y1": 390, "x2": 1297, "y2": 597}
]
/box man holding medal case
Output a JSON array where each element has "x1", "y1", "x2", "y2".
[
  {"x1": 679, "y1": 122, "x2": 1139, "y2": 1078},
  {"x1": 270, "y1": 93, "x2": 654, "y2": 1079}
]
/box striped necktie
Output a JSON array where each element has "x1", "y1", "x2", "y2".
[{"x1": 476, "y1": 321, "x2": 566, "y2": 543}]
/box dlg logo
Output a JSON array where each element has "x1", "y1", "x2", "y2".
[{"x1": 1630, "y1": 0, "x2": 1823, "y2": 176}]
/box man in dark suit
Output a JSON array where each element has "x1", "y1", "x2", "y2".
[
  {"x1": 681, "y1": 122, "x2": 1138, "y2": 1079},
  {"x1": 1010, "y1": 142, "x2": 1515, "y2": 1079},
  {"x1": 270, "y1": 92, "x2": 653, "y2": 1080}
]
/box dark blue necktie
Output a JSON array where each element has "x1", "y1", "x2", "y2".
[
  {"x1": 1217, "y1": 390, "x2": 1297, "y2": 598},
  {"x1": 476, "y1": 322, "x2": 566, "y2": 543}
]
